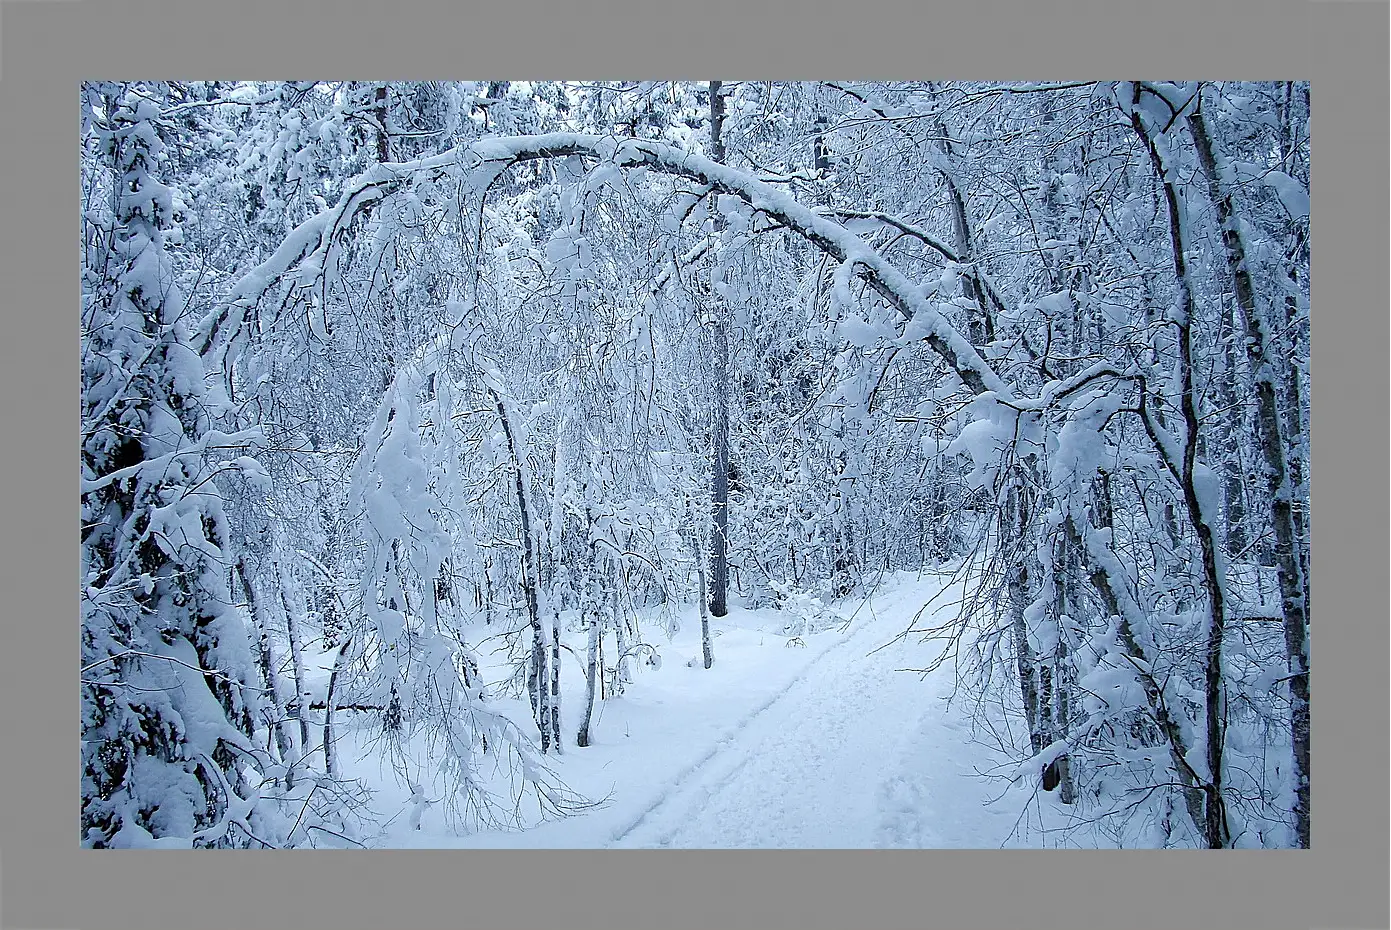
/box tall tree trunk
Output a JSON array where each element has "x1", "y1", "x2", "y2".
[
  {"x1": 1039, "y1": 519, "x2": 1077, "y2": 802},
  {"x1": 491, "y1": 387, "x2": 552, "y2": 751},
  {"x1": 1130, "y1": 86, "x2": 1232, "y2": 847},
  {"x1": 323, "y1": 636, "x2": 353, "y2": 781},
  {"x1": 693, "y1": 497, "x2": 716, "y2": 669},
  {"x1": 1282, "y1": 228, "x2": 1310, "y2": 625},
  {"x1": 236, "y1": 559, "x2": 296, "y2": 789},
  {"x1": 1188, "y1": 98, "x2": 1310, "y2": 848},
  {"x1": 707, "y1": 79, "x2": 731, "y2": 619},
  {"x1": 373, "y1": 83, "x2": 391, "y2": 163},
  {"x1": 550, "y1": 595, "x2": 564, "y2": 752},
  {"x1": 1216, "y1": 302, "x2": 1251, "y2": 559},
  {"x1": 612, "y1": 585, "x2": 632, "y2": 691},
  {"x1": 576, "y1": 510, "x2": 602, "y2": 748},
  {"x1": 1004, "y1": 474, "x2": 1045, "y2": 754},
  {"x1": 1277, "y1": 83, "x2": 1311, "y2": 626},
  {"x1": 275, "y1": 561, "x2": 313, "y2": 761},
  {"x1": 696, "y1": 554, "x2": 715, "y2": 670}
]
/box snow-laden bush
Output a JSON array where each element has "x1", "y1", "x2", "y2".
[{"x1": 770, "y1": 580, "x2": 842, "y2": 638}]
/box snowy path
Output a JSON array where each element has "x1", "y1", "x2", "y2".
[
  {"x1": 376, "y1": 571, "x2": 1082, "y2": 849},
  {"x1": 607, "y1": 588, "x2": 1019, "y2": 849}
]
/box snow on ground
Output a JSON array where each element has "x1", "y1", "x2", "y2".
[{"x1": 323, "y1": 566, "x2": 1110, "y2": 848}]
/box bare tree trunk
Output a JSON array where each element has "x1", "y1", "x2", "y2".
[
  {"x1": 1130, "y1": 88, "x2": 1232, "y2": 847},
  {"x1": 550, "y1": 602, "x2": 563, "y2": 751},
  {"x1": 1278, "y1": 90, "x2": 1310, "y2": 584},
  {"x1": 1004, "y1": 476, "x2": 1044, "y2": 755},
  {"x1": 710, "y1": 319, "x2": 730, "y2": 618},
  {"x1": 323, "y1": 636, "x2": 352, "y2": 781},
  {"x1": 697, "y1": 558, "x2": 715, "y2": 669},
  {"x1": 482, "y1": 556, "x2": 495, "y2": 626},
  {"x1": 275, "y1": 561, "x2": 313, "y2": 761},
  {"x1": 708, "y1": 79, "x2": 731, "y2": 619},
  {"x1": 1216, "y1": 302, "x2": 1251, "y2": 559},
  {"x1": 1276, "y1": 84, "x2": 1311, "y2": 625},
  {"x1": 373, "y1": 83, "x2": 391, "y2": 163},
  {"x1": 491, "y1": 387, "x2": 552, "y2": 751},
  {"x1": 577, "y1": 510, "x2": 602, "y2": 747},
  {"x1": 1188, "y1": 98, "x2": 1309, "y2": 848},
  {"x1": 1051, "y1": 655, "x2": 1075, "y2": 804},
  {"x1": 236, "y1": 559, "x2": 296, "y2": 789},
  {"x1": 693, "y1": 501, "x2": 716, "y2": 669},
  {"x1": 612, "y1": 587, "x2": 631, "y2": 692},
  {"x1": 1282, "y1": 229, "x2": 1310, "y2": 625},
  {"x1": 1040, "y1": 527, "x2": 1075, "y2": 801}
]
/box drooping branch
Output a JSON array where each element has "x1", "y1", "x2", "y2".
[{"x1": 214, "y1": 132, "x2": 1015, "y2": 402}]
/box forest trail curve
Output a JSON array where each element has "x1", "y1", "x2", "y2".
[{"x1": 607, "y1": 584, "x2": 987, "y2": 848}]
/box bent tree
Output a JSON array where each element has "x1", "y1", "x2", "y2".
[{"x1": 81, "y1": 81, "x2": 1308, "y2": 847}]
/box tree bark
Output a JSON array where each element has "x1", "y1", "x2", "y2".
[
  {"x1": 491, "y1": 387, "x2": 552, "y2": 751},
  {"x1": 1130, "y1": 87, "x2": 1232, "y2": 847},
  {"x1": 275, "y1": 561, "x2": 313, "y2": 762},
  {"x1": 694, "y1": 500, "x2": 716, "y2": 670},
  {"x1": 323, "y1": 636, "x2": 353, "y2": 780},
  {"x1": 1188, "y1": 98, "x2": 1309, "y2": 848},
  {"x1": 1216, "y1": 302, "x2": 1251, "y2": 559},
  {"x1": 708, "y1": 80, "x2": 731, "y2": 619},
  {"x1": 577, "y1": 510, "x2": 601, "y2": 748},
  {"x1": 550, "y1": 602, "x2": 563, "y2": 751},
  {"x1": 373, "y1": 83, "x2": 391, "y2": 163},
  {"x1": 236, "y1": 559, "x2": 296, "y2": 789},
  {"x1": 1004, "y1": 476, "x2": 1044, "y2": 753}
]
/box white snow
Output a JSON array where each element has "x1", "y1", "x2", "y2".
[{"x1": 331, "y1": 569, "x2": 1110, "y2": 849}]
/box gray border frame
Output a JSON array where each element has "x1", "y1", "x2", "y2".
[{"x1": 3, "y1": 1, "x2": 1384, "y2": 928}]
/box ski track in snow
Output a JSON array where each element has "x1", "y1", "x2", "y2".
[
  {"x1": 609, "y1": 591, "x2": 994, "y2": 849},
  {"x1": 373, "y1": 571, "x2": 1075, "y2": 849},
  {"x1": 605, "y1": 617, "x2": 865, "y2": 846}
]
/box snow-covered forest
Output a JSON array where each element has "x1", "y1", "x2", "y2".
[{"x1": 79, "y1": 80, "x2": 1309, "y2": 850}]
